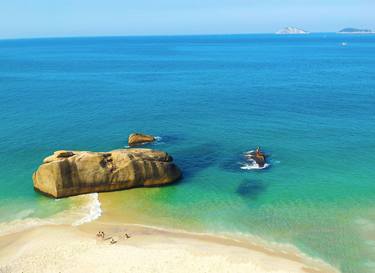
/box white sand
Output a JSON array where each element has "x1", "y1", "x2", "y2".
[{"x1": 0, "y1": 223, "x2": 339, "y2": 273}]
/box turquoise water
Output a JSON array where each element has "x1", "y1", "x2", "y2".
[{"x1": 0, "y1": 34, "x2": 375, "y2": 272}]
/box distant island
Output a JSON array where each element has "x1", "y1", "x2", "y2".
[
  {"x1": 338, "y1": 28, "x2": 374, "y2": 34},
  {"x1": 276, "y1": 27, "x2": 310, "y2": 35}
]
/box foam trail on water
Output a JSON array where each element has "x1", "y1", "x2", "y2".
[
  {"x1": 72, "y1": 193, "x2": 102, "y2": 226},
  {"x1": 152, "y1": 136, "x2": 164, "y2": 145},
  {"x1": 241, "y1": 160, "x2": 270, "y2": 170}
]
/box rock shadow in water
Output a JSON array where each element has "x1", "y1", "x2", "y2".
[{"x1": 236, "y1": 179, "x2": 268, "y2": 200}]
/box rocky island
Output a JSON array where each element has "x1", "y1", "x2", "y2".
[
  {"x1": 128, "y1": 133, "x2": 155, "y2": 146},
  {"x1": 246, "y1": 147, "x2": 267, "y2": 168},
  {"x1": 338, "y1": 28, "x2": 374, "y2": 34},
  {"x1": 33, "y1": 148, "x2": 181, "y2": 198},
  {"x1": 276, "y1": 27, "x2": 310, "y2": 35}
]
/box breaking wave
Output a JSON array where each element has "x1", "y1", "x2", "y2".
[
  {"x1": 72, "y1": 193, "x2": 102, "y2": 226},
  {"x1": 0, "y1": 193, "x2": 102, "y2": 236}
]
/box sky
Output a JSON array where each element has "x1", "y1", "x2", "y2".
[{"x1": 0, "y1": 0, "x2": 374, "y2": 38}]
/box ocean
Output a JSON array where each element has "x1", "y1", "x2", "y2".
[{"x1": 0, "y1": 34, "x2": 374, "y2": 273}]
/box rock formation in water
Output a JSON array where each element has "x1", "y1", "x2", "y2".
[
  {"x1": 276, "y1": 27, "x2": 310, "y2": 35},
  {"x1": 247, "y1": 149, "x2": 267, "y2": 168},
  {"x1": 338, "y1": 28, "x2": 374, "y2": 34},
  {"x1": 128, "y1": 133, "x2": 155, "y2": 146},
  {"x1": 33, "y1": 149, "x2": 181, "y2": 198}
]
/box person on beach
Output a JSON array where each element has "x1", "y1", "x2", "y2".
[{"x1": 96, "y1": 231, "x2": 105, "y2": 238}]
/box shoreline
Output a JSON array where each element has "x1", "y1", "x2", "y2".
[{"x1": 0, "y1": 217, "x2": 339, "y2": 273}]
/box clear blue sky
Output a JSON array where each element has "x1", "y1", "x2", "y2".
[{"x1": 0, "y1": 0, "x2": 374, "y2": 38}]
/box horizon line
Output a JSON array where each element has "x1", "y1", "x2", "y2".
[{"x1": 0, "y1": 31, "x2": 356, "y2": 42}]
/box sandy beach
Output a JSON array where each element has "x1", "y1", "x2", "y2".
[{"x1": 0, "y1": 221, "x2": 339, "y2": 273}]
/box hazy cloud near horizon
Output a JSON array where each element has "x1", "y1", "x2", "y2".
[{"x1": 0, "y1": 0, "x2": 374, "y2": 38}]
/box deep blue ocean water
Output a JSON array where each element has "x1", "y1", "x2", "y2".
[{"x1": 0, "y1": 34, "x2": 374, "y2": 272}]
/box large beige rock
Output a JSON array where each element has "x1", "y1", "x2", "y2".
[
  {"x1": 33, "y1": 149, "x2": 181, "y2": 198},
  {"x1": 128, "y1": 133, "x2": 155, "y2": 146}
]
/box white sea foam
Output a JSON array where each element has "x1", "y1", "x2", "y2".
[
  {"x1": 72, "y1": 193, "x2": 102, "y2": 226},
  {"x1": 240, "y1": 160, "x2": 270, "y2": 170},
  {"x1": 241, "y1": 162, "x2": 270, "y2": 170},
  {"x1": 0, "y1": 193, "x2": 102, "y2": 236},
  {"x1": 152, "y1": 136, "x2": 165, "y2": 145}
]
